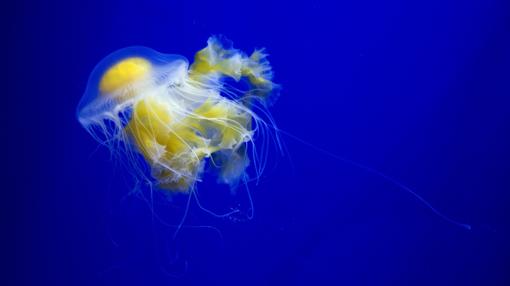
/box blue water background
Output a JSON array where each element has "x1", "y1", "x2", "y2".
[{"x1": 5, "y1": 0, "x2": 510, "y2": 285}]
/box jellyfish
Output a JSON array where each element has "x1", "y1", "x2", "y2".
[
  {"x1": 77, "y1": 36, "x2": 280, "y2": 198},
  {"x1": 77, "y1": 34, "x2": 472, "y2": 234}
]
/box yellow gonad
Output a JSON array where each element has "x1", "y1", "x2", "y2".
[{"x1": 77, "y1": 36, "x2": 279, "y2": 193}]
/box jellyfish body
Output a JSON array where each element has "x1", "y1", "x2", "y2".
[{"x1": 77, "y1": 36, "x2": 279, "y2": 192}]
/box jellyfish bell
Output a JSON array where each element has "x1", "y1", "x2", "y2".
[
  {"x1": 77, "y1": 36, "x2": 280, "y2": 201},
  {"x1": 76, "y1": 47, "x2": 189, "y2": 128}
]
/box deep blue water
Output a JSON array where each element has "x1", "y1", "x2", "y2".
[{"x1": 5, "y1": 0, "x2": 510, "y2": 285}]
